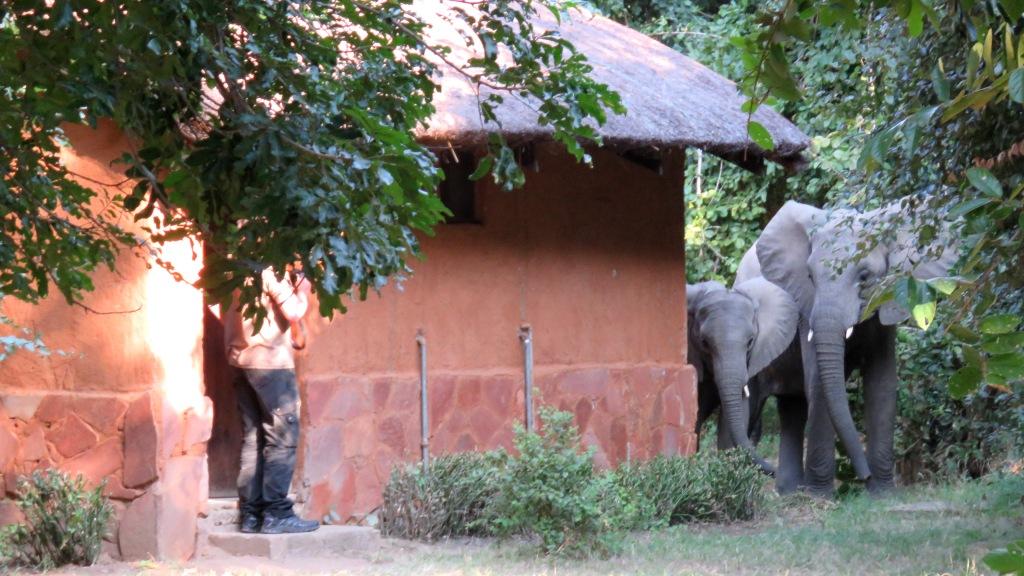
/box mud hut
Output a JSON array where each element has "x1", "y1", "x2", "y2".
[{"x1": 0, "y1": 5, "x2": 808, "y2": 561}]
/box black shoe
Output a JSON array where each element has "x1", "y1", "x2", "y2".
[
  {"x1": 240, "y1": 513, "x2": 261, "y2": 534},
  {"x1": 261, "y1": 514, "x2": 320, "y2": 534}
]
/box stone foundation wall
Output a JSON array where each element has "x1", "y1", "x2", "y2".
[
  {"x1": 0, "y1": 390, "x2": 212, "y2": 561},
  {"x1": 298, "y1": 363, "x2": 697, "y2": 522}
]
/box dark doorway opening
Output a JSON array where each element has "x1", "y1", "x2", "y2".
[{"x1": 203, "y1": 299, "x2": 242, "y2": 497}]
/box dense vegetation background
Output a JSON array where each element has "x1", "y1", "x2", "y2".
[{"x1": 591, "y1": 0, "x2": 1024, "y2": 482}]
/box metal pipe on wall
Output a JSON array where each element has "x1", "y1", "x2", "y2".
[
  {"x1": 518, "y1": 324, "x2": 534, "y2": 431},
  {"x1": 416, "y1": 330, "x2": 429, "y2": 473}
]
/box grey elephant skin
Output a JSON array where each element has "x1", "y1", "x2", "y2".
[
  {"x1": 756, "y1": 198, "x2": 958, "y2": 494},
  {"x1": 687, "y1": 272, "x2": 807, "y2": 493}
]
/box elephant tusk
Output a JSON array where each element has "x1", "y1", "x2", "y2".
[
  {"x1": 743, "y1": 384, "x2": 750, "y2": 399},
  {"x1": 846, "y1": 327, "x2": 854, "y2": 339},
  {"x1": 807, "y1": 329, "x2": 814, "y2": 343}
]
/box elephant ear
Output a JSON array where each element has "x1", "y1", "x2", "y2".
[
  {"x1": 755, "y1": 201, "x2": 825, "y2": 315},
  {"x1": 877, "y1": 203, "x2": 961, "y2": 325},
  {"x1": 736, "y1": 277, "x2": 799, "y2": 375},
  {"x1": 732, "y1": 245, "x2": 761, "y2": 286},
  {"x1": 686, "y1": 281, "x2": 726, "y2": 316}
]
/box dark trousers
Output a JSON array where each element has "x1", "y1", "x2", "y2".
[{"x1": 235, "y1": 368, "x2": 300, "y2": 519}]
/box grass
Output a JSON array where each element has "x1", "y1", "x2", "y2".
[
  {"x1": 350, "y1": 472, "x2": 1023, "y2": 576},
  {"x1": 42, "y1": 473, "x2": 1024, "y2": 576}
]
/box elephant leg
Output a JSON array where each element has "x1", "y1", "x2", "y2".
[
  {"x1": 862, "y1": 321, "x2": 898, "y2": 493},
  {"x1": 716, "y1": 409, "x2": 736, "y2": 449},
  {"x1": 776, "y1": 394, "x2": 807, "y2": 495},
  {"x1": 747, "y1": 392, "x2": 769, "y2": 446},
  {"x1": 799, "y1": 322, "x2": 836, "y2": 496}
]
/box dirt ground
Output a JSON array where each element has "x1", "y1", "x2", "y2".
[{"x1": 21, "y1": 474, "x2": 1024, "y2": 576}]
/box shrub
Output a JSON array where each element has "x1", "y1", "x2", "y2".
[
  {"x1": 379, "y1": 452, "x2": 500, "y2": 541},
  {"x1": 0, "y1": 470, "x2": 112, "y2": 570},
  {"x1": 484, "y1": 407, "x2": 610, "y2": 555},
  {"x1": 611, "y1": 449, "x2": 768, "y2": 529},
  {"x1": 894, "y1": 326, "x2": 1024, "y2": 482}
]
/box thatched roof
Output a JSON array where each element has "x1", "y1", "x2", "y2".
[{"x1": 415, "y1": 4, "x2": 810, "y2": 170}]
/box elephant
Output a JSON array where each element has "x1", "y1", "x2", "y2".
[
  {"x1": 755, "y1": 198, "x2": 958, "y2": 494},
  {"x1": 687, "y1": 274, "x2": 803, "y2": 489}
]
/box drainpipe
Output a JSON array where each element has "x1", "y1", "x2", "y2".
[
  {"x1": 416, "y1": 330, "x2": 429, "y2": 474},
  {"x1": 518, "y1": 324, "x2": 534, "y2": 431}
]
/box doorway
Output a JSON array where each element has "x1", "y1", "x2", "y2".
[{"x1": 203, "y1": 303, "x2": 242, "y2": 497}]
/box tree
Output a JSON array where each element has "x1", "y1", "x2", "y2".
[{"x1": 0, "y1": 0, "x2": 622, "y2": 329}]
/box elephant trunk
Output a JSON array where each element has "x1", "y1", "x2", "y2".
[
  {"x1": 713, "y1": 361, "x2": 776, "y2": 477},
  {"x1": 811, "y1": 319, "x2": 872, "y2": 481}
]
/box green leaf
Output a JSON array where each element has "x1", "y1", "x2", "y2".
[
  {"x1": 931, "y1": 62, "x2": 951, "y2": 101},
  {"x1": 966, "y1": 167, "x2": 1004, "y2": 198},
  {"x1": 906, "y1": 0, "x2": 924, "y2": 37},
  {"x1": 1000, "y1": 0, "x2": 1024, "y2": 21},
  {"x1": 980, "y1": 313, "x2": 1021, "y2": 335},
  {"x1": 948, "y1": 197, "x2": 993, "y2": 218},
  {"x1": 926, "y1": 277, "x2": 960, "y2": 295},
  {"x1": 469, "y1": 155, "x2": 494, "y2": 181},
  {"x1": 747, "y1": 121, "x2": 775, "y2": 151},
  {"x1": 911, "y1": 300, "x2": 936, "y2": 330},
  {"x1": 988, "y1": 352, "x2": 1024, "y2": 380},
  {"x1": 962, "y1": 344, "x2": 984, "y2": 369},
  {"x1": 949, "y1": 365, "x2": 982, "y2": 398},
  {"x1": 948, "y1": 323, "x2": 981, "y2": 343},
  {"x1": 1010, "y1": 68, "x2": 1024, "y2": 104},
  {"x1": 981, "y1": 332, "x2": 1024, "y2": 354},
  {"x1": 984, "y1": 540, "x2": 1024, "y2": 574}
]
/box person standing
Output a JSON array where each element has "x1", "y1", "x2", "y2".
[{"x1": 223, "y1": 267, "x2": 319, "y2": 534}]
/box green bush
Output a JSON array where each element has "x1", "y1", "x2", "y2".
[
  {"x1": 894, "y1": 326, "x2": 1024, "y2": 483},
  {"x1": 379, "y1": 452, "x2": 500, "y2": 541},
  {"x1": 611, "y1": 449, "x2": 768, "y2": 529},
  {"x1": 484, "y1": 407, "x2": 610, "y2": 555},
  {"x1": 0, "y1": 470, "x2": 112, "y2": 570},
  {"x1": 380, "y1": 406, "x2": 770, "y2": 555}
]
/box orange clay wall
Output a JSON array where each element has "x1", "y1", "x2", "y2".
[
  {"x1": 0, "y1": 120, "x2": 211, "y2": 561},
  {"x1": 296, "y1": 143, "x2": 697, "y2": 522}
]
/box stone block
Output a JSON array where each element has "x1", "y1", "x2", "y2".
[
  {"x1": 123, "y1": 393, "x2": 159, "y2": 488},
  {"x1": 181, "y1": 396, "x2": 214, "y2": 452},
  {"x1": 206, "y1": 525, "x2": 379, "y2": 560},
  {"x1": 467, "y1": 409, "x2": 501, "y2": 450},
  {"x1": 118, "y1": 490, "x2": 157, "y2": 559},
  {"x1": 557, "y1": 368, "x2": 610, "y2": 399},
  {"x1": 119, "y1": 455, "x2": 204, "y2": 561},
  {"x1": 340, "y1": 417, "x2": 375, "y2": 459},
  {"x1": 64, "y1": 438, "x2": 122, "y2": 488},
  {"x1": 33, "y1": 394, "x2": 71, "y2": 424},
  {"x1": 427, "y1": 375, "x2": 456, "y2": 429},
  {"x1": 0, "y1": 499, "x2": 24, "y2": 527},
  {"x1": 48, "y1": 413, "x2": 99, "y2": 459},
  {"x1": 574, "y1": 398, "x2": 594, "y2": 433},
  {"x1": 103, "y1": 473, "x2": 143, "y2": 501},
  {"x1": 483, "y1": 375, "x2": 518, "y2": 418},
  {"x1": 654, "y1": 425, "x2": 680, "y2": 457},
  {"x1": 657, "y1": 389, "x2": 683, "y2": 428},
  {"x1": 376, "y1": 416, "x2": 406, "y2": 455},
  {"x1": 455, "y1": 376, "x2": 482, "y2": 409},
  {"x1": 384, "y1": 377, "x2": 418, "y2": 412},
  {"x1": 372, "y1": 379, "x2": 391, "y2": 412},
  {"x1": 17, "y1": 422, "x2": 47, "y2": 462},
  {"x1": 0, "y1": 422, "x2": 18, "y2": 470},
  {"x1": 609, "y1": 417, "x2": 628, "y2": 465},
  {"x1": 302, "y1": 423, "x2": 344, "y2": 483},
  {"x1": 72, "y1": 396, "x2": 129, "y2": 436},
  {"x1": 160, "y1": 392, "x2": 183, "y2": 460},
  {"x1": 1, "y1": 394, "x2": 43, "y2": 421},
  {"x1": 311, "y1": 381, "x2": 371, "y2": 423}
]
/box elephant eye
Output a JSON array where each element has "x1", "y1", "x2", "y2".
[{"x1": 858, "y1": 268, "x2": 872, "y2": 284}]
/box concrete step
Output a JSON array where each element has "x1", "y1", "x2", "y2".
[{"x1": 205, "y1": 524, "x2": 381, "y2": 560}]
